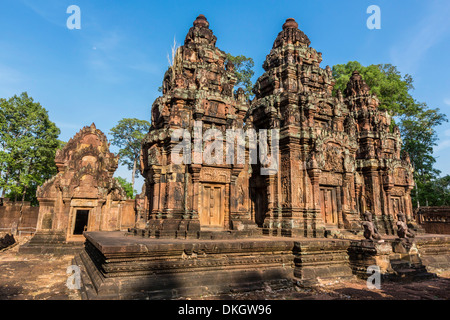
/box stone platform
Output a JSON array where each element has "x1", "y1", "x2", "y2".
[
  {"x1": 415, "y1": 234, "x2": 450, "y2": 272},
  {"x1": 73, "y1": 231, "x2": 450, "y2": 300},
  {"x1": 74, "y1": 231, "x2": 354, "y2": 300},
  {"x1": 348, "y1": 234, "x2": 450, "y2": 282},
  {"x1": 19, "y1": 231, "x2": 84, "y2": 255}
]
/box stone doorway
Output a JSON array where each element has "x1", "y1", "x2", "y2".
[
  {"x1": 73, "y1": 210, "x2": 89, "y2": 235},
  {"x1": 251, "y1": 186, "x2": 268, "y2": 227},
  {"x1": 320, "y1": 187, "x2": 338, "y2": 225},
  {"x1": 199, "y1": 184, "x2": 225, "y2": 229}
]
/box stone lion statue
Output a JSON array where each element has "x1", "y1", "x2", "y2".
[
  {"x1": 362, "y1": 211, "x2": 382, "y2": 241},
  {"x1": 396, "y1": 212, "x2": 415, "y2": 239}
]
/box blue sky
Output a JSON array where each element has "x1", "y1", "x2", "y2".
[{"x1": 1, "y1": 0, "x2": 450, "y2": 191}]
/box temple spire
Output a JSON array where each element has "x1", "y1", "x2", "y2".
[
  {"x1": 282, "y1": 18, "x2": 298, "y2": 30},
  {"x1": 193, "y1": 14, "x2": 209, "y2": 28},
  {"x1": 272, "y1": 18, "x2": 311, "y2": 49},
  {"x1": 344, "y1": 70, "x2": 371, "y2": 97},
  {"x1": 184, "y1": 14, "x2": 216, "y2": 45}
]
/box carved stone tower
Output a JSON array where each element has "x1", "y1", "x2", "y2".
[
  {"x1": 249, "y1": 18, "x2": 351, "y2": 237},
  {"x1": 139, "y1": 16, "x2": 416, "y2": 240},
  {"x1": 140, "y1": 15, "x2": 255, "y2": 238},
  {"x1": 345, "y1": 71, "x2": 415, "y2": 235},
  {"x1": 249, "y1": 18, "x2": 415, "y2": 237},
  {"x1": 21, "y1": 124, "x2": 135, "y2": 253}
]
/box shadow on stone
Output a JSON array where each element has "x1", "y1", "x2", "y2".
[{"x1": 0, "y1": 234, "x2": 16, "y2": 251}]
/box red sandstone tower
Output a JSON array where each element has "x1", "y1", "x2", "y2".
[
  {"x1": 249, "y1": 18, "x2": 415, "y2": 238},
  {"x1": 139, "y1": 15, "x2": 256, "y2": 238},
  {"x1": 21, "y1": 124, "x2": 135, "y2": 254},
  {"x1": 139, "y1": 16, "x2": 416, "y2": 239}
]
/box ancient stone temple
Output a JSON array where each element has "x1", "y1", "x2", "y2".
[
  {"x1": 138, "y1": 14, "x2": 256, "y2": 238},
  {"x1": 138, "y1": 16, "x2": 415, "y2": 239},
  {"x1": 20, "y1": 124, "x2": 135, "y2": 254},
  {"x1": 73, "y1": 16, "x2": 450, "y2": 300}
]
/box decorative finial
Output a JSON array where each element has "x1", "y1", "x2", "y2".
[
  {"x1": 282, "y1": 18, "x2": 298, "y2": 30},
  {"x1": 193, "y1": 14, "x2": 209, "y2": 28}
]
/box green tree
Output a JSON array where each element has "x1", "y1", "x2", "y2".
[
  {"x1": 333, "y1": 62, "x2": 419, "y2": 117},
  {"x1": 0, "y1": 92, "x2": 62, "y2": 233},
  {"x1": 109, "y1": 118, "x2": 150, "y2": 192},
  {"x1": 400, "y1": 108, "x2": 446, "y2": 206},
  {"x1": 114, "y1": 176, "x2": 136, "y2": 199},
  {"x1": 225, "y1": 53, "x2": 255, "y2": 100},
  {"x1": 415, "y1": 175, "x2": 450, "y2": 207},
  {"x1": 332, "y1": 62, "x2": 447, "y2": 208}
]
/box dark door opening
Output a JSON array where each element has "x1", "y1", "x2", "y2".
[
  {"x1": 251, "y1": 186, "x2": 268, "y2": 227},
  {"x1": 73, "y1": 210, "x2": 89, "y2": 235},
  {"x1": 250, "y1": 168, "x2": 268, "y2": 228}
]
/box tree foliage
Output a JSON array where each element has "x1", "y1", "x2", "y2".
[
  {"x1": 109, "y1": 118, "x2": 150, "y2": 191},
  {"x1": 0, "y1": 92, "x2": 62, "y2": 205},
  {"x1": 114, "y1": 176, "x2": 136, "y2": 199},
  {"x1": 415, "y1": 175, "x2": 450, "y2": 207},
  {"x1": 225, "y1": 53, "x2": 255, "y2": 100},
  {"x1": 333, "y1": 61, "x2": 420, "y2": 117},
  {"x1": 332, "y1": 62, "x2": 448, "y2": 207}
]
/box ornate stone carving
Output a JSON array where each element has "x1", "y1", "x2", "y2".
[
  {"x1": 137, "y1": 16, "x2": 415, "y2": 239},
  {"x1": 33, "y1": 124, "x2": 135, "y2": 244},
  {"x1": 140, "y1": 15, "x2": 253, "y2": 238},
  {"x1": 247, "y1": 18, "x2": 414, "y2": 237}
]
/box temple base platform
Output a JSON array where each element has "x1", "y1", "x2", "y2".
[
  {"x1": 73, "y1": 231, "x2": 450, "y2": 299},
  {"x1": 74, "y1": 231, "x2": 355, "y2": 299}
]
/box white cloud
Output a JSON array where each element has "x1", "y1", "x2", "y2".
[{"x1": 444, "y1": 98, "x2": 450, "y2": 106}]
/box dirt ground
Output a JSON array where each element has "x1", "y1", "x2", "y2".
[
  {"x1": 0, "y1": 236, "x2": 81, "y2": 300},
  {"x1": 0, "y1": 236, "x2": 449, "y2": 300},
  {"x1": 199, "y1": 274, "x2": 450, "y2": 300}
]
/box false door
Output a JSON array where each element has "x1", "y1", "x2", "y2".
[
  {"x1": 320, "y1": 187, "x2": 338, "y2": 225},
  {"x1": 199, "y1": 184, "x2": 225, "y2": 228}
]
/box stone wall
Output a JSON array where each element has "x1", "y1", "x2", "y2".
[
  {"x1": 0, "y1": 197, "x2": 135, "y2": 237},
  {"x1": 0, "y1": 198, "x2": 39, "y2": 235},
  {"x1": 416, "y1": 206, "x2": 450, "y2": 234},
  {"x1": 121, "y1": 199, "x2": 138, "y2": 230}
]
